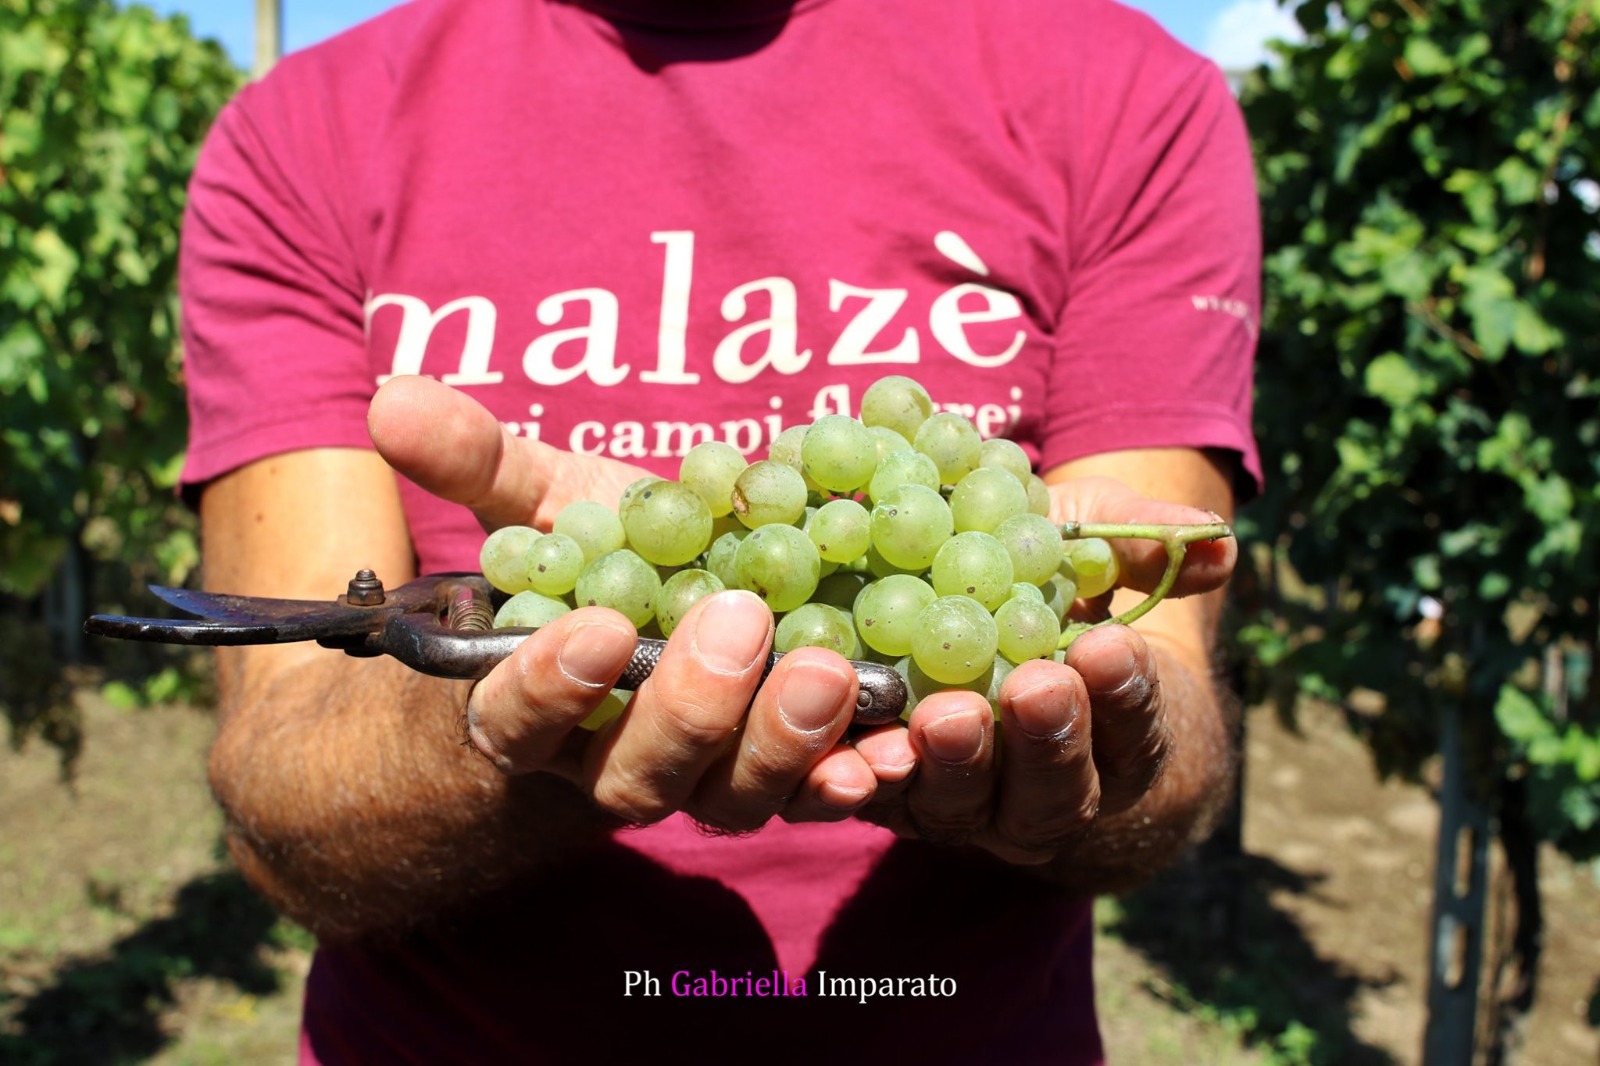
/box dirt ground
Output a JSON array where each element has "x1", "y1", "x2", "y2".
[
  {"x1": 1, "y1": 692, "x2": 1597, "y2": 1065},
  {"x1": 1224, "y1": 702, "x2": 1600, "y2": 1066},
  {"x1": 1095, "y1": 699, "x2": 1600, "y2": 1066}
]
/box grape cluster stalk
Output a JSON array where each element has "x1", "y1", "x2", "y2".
[{"x1": 478, "y1": 375, "x2": 1231, "y2": 721}]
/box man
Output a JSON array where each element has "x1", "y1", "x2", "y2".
[{"x1": 179, "y1": 0, "x2": 1260, "y2": 1060}]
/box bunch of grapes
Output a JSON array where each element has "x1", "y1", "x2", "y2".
[{"x1": 479, "y1": 375, "x2": 1131, "y2": 716}]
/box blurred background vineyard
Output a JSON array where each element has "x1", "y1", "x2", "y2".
[{"x1": 2, "y1": 1, "x2": 1599, "y2": 1063}]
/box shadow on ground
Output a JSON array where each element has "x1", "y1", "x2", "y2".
[
  {"x1": 0, "y1": 870, "x2": 284, "y2": 1065},
  {"x1": 1107, "y1": 831, "x2": 1400, "y2": 1066}
]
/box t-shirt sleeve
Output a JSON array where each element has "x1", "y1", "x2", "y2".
[
  {"x1": 178, "y1": 74, "x2": 376, "y2": 500},
  {"x1": 1040, "y1": 49, "x2": 1262, "y2": 495}
]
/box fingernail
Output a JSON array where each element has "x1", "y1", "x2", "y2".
[
  {"x1": 557, "y1": 620, "x2": 636, "y2": 687},
  {"x1": 921, "y1": 710, "x2": 985, "y2": 764},
  {"x1": 1075, "y1": 636, "x2": 1139, "y2": 688},
  {"x1": 1103, "y1": 641, "x2": 1140, "y2": 680},
  {"x1": 1010, "y1": 677, "x2": 1076, "y2": 740},
  {"x1": 691, "y1": 591, "x2": 771, "y2": 675},
  {"x1": 778, "y1": 659, "x2": 851, "y2": 733},
  {"x1": 818, "y1": 781, "x2": 871, "y2": 810},
  {"x1": 1095, "y1": 643, "x2": 1154, "y2": 703},
  {"x1": 867, "y1": 758, "x2": 916, "y2": 782}
]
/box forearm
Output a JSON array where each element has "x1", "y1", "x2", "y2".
[
  {"x1": 210, "y1": 646, "x2": 611, "y2": 941},
  {"x1": 1034, "y1": 636, "x2": 1237, "y2": 894}
]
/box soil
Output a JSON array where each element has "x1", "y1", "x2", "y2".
[
  {"x1": 1097, "y1": 699, "x2": 1600, "y2": 1066},
  {"x1": 1, "y1": 692, "x2": 1597, "y2": 1064}
]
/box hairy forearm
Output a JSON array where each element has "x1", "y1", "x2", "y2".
[
  {"x1": 1036, "y1": 639, "x2": 1238, "y2": 894},
  {"x1": 209, "y1": 648, "x2": 610, "y2": 941}
]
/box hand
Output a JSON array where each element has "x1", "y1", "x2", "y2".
[
  {"x1": 367, "y1": 377, "x2": 881, "y2": 830},
  {"x1": 850, "y1": 625, "x2": 1168, "y2": 865},
  {"x1": 849, "y1": 475, "x2": 1236, "y2": 867}
]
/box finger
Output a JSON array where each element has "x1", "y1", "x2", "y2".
[
  {"x1": 905, "y1": 691, "x2": 996, "y2": 843},
  {"x1": 465, "y1": 608, "x2": 637, "y2": 774},
  {"x1": 581, "y1": 590, "x2": 772, "y2": 824},
  {"x1": 1050, "y1": 476, "x2": 1236, "y2": 596},
  {"x1": 689, "y1": 647, "x2": 860, "y2": 831},
  {"x1": 850, "y1": 724, "x2": 918, "y2": 800},
  {"x1": 841, "y1": 725, "x2": 918, "y2": 833},
  {"x1": 991, "y1": 659, "x2": 1099, "y2": 861},
  {"x1": 778, "y1": 745, "x2": 880, "y2": 824},
  {"x1": 368, "y1": 375, "x2": 554, "y2": 531},
  {"x1": 1065, "y1": 624, "x2": 1171, "y2": 815}
]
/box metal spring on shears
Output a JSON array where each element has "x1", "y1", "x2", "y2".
[{"x1": 446, "y1": 585, "x2": 495, "y2": 632}]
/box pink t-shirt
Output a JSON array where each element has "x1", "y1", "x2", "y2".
[{"x1": 179, "y1": 0, "x2": 1260, "y2": 1061}]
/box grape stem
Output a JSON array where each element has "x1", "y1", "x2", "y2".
[{"x1": 1057, "y1": 521, "x2": 1234, "y2": 648}]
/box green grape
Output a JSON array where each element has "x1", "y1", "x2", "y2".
[
  {"x1": 768, "y1": 424, "x2": 822, "y2": 492},
  {"x1": 898, "y1": 654, "x2": 1013, "y2": 717},
  {"x1": 801, "y1": 415, "x2": 878, "y2": 494},
  {"x1": 479, "y1": 525, "x2": 542, "y2": 594},
  {"x1": 621, "y1": 480, "x2": 713, "y2": 567},
  {"x1": 733, "y1": 523, "x2": 821, "y2": 612},
  {"x1": 994, "y1": 597, "x2": 1062, "y2": 664},
  {"x1": 768, "y1": 423, "x2": 807, "y2": 468},
  {"x1": 911, "y1": 595, "x2": 1000, "y2": 685},
  {"x1": 775, "y1": 603, "x2": 862, "y2": 658},
  {"x1": 862, "y1": 543, "x2": 922, "y2": 579},
  {"x1": 1062, "y1": 537, "x2": 1120, "y2": 598},
  {"x1": 1043, "y1": 571, "x2": 1079, "y2": 622},
  {"x1": 994, "y1": 512, "x2": 1064, "y2": 587},
  {"x1": 851, "y1": 573, "x2": 936, "y2": 657},
  {"x1": 657, "y1": 568, "x2": 725, "y2": 637},
  {"x1": 949, "y1": 467, "x2": 1029, "y2": 533},
  {"x1": 679, "y1": 441, "x2": 746, "y2": 517},
  {"x1": 978, "y1": 438, "x2": 1033, "y2": 484},
  {"x1": 731, "y1": 460, "x2": 809, "y2": 529},
  {"x1": 859, "y1": 375, "x2": 934, "y2": 443},
  {"x1": 813, "y1": 570, "x2": 872, "y2": 611},
  {"x1": 869, "y1": 425, "x2": 914, "y2": 463},
  {"x1": 1025, "y1": 474, "x2": 1053, "y2": 517},
  {"x1": 1008, "y1": 581, "x2": 1046, "y2": 603},
  {"x1": 705, "y1": 528, "x2": 750, "y2": 587},
  {"x1": 929, "y1": 531, "x2": 1014, "y2": 611},
  {"x1": 493, "y1": 590, "x2": 572, "y2": 629},
  {"x1": 553, "y1": 501, "x2": 626, "y2": 563},
  {"x1": 574, "y1": 549, "x2": 660, "y2": 628},
  {"x1": 912, "y1": 411, "x2": 982, "y2": 486},
  {"x1": 867, "y1": 449, "x2": 941, "y2": 502},
  {"x1": 869, "y1": 483, "x2": 952, "y2": 571},
  {"x1": 579, "y1": 689, "x2": 632, "y2": 731},
  {"x1": 709, "y1": 512, "x2": 746, "y2": 540},
  {"x1": 807, "y1": 498, "x2": 871, "y2": 563},
  {"x1": 525, "y1": 532, "x2": 586, "y2": 596},
  {"x1": 619, "y1": 476, "x2": 665, "y2": 512}
]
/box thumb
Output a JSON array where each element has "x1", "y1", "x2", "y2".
[{"x1": 368, "y1": 375, "x2": 553, "y2": 531}]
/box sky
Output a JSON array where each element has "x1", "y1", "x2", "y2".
[{"x1": 134, "y1": 0, "x2": 1305, "y2": 73}]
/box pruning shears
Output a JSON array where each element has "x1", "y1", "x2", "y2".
[{"x1": 82, "y1": 570, "x2": 910, "y2": 725}]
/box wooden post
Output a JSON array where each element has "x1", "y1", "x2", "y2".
[{"x1": 254, "y1": 0, "x2": 282, "y2": 79}]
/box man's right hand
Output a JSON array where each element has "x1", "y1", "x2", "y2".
[{"x1": 368, "y1": 376, "x2": 886, "y2": 833}]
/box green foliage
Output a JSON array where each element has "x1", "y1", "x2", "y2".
[
  {"x1": 1239, "y1": 0, "x2": 1600, "y2": 859},
  {"x1": 0, "y1": 0, "x2": 240, "y2": 597},
  {"x1": 0, "y1": 1, "x2": 239, "y2": 758}
]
